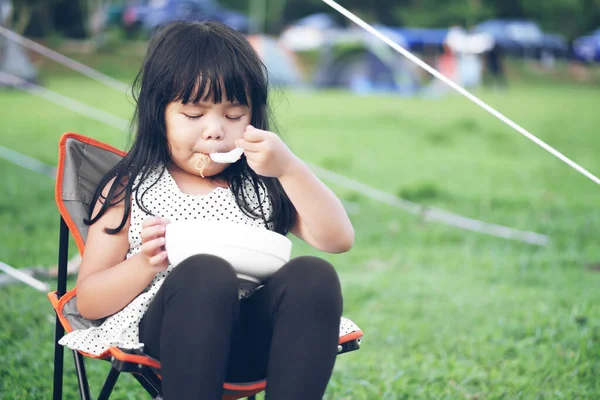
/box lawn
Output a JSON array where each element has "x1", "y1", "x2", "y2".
[{"x1": 1, "y1": 51, "x2": 600, "y2": 399}]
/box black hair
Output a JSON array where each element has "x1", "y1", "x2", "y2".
[{"x1": 85, "y1": 21, "x2": 297, "y2": 235}]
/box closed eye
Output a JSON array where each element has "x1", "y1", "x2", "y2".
[
  {"x1": 226, "y1": 115, "x2": 244, "y2": 121},
  {"x1": 183, "y1": 114, "x2": 202, "y2": 120}
]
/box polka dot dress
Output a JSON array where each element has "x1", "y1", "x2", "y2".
[{"x1": 58, "y1": 164, "x2": 273, "y2": 356}]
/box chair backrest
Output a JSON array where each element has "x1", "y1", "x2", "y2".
[
  {"x1": 54, "y1": 133, "x2": 126, "y2": 330},
  {"x1": 56, "y1": 133, "x2": 125, "y2": 254}
]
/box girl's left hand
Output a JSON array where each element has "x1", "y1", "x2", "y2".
[{"x1": 235, "y1": 125, "x2": 300, "y2": 178}]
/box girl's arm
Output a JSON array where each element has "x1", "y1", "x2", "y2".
[
  {"x1": 237, "y1": 126, "x2": 354, "y2": 254},
  {"x1": 279, "y1": 160, "x2": 354, "y2": 253},
  {"x1": 75, "y1": 180, "x2": 164, "y2": 320}
]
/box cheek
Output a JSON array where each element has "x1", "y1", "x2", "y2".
[
  {"x1": 230, "y1": 125, "x2": 246, "y2": 139},
  {"x1": 167, "y1": 126, "x2": 196, "y2": 152},
  {"x1": 230, "y1": 116, "x2": 252, "y2": 138},
  {"x1": 169, "y1": 138, "x2": 193, "y2": 156}
]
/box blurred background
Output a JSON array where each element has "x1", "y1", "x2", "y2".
[
  {"x1": 2, "y1": 0, "x2": 600, "y2": 92},
  {"x1": 1, "y1": 0, "x2": 600, "y2": 399}
]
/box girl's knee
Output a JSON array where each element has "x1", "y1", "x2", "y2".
[
  {"x1": 282, "y1": 256, "x2": 342, "y2": 307},
  {"x1": 285, "y1": 256, "x2": 339, "y2": 283}
]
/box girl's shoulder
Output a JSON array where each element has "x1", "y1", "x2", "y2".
[
  {"x1": 87, "y1": 174, "x2": 132, "y2": 228},
  {"x1": 99, "y1": 175, "x2": 131, "y2": 206}
]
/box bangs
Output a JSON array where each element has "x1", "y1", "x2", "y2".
[{"x1": 168, "y1": 31, "x2": 255, "y2": 106}]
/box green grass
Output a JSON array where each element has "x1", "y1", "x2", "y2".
[{"x1": 1, "y1": 53, "x2": 600, "y2": 399}]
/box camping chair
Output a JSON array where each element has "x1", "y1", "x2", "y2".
[{"x1": 49, "y1": 132, "x2": 364, "y2": 400}]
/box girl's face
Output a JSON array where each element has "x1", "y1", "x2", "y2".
[{"x1": 164, "y1": 99, "x2": 251, "y2": 178}]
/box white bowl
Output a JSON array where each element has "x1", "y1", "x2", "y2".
[{"x1": 165, "y1": 220, "x2": 293, "y2": 285}]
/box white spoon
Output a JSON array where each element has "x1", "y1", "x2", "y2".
[{"x1": 209, "y1": 147, "x2": 244, "y2": 163}]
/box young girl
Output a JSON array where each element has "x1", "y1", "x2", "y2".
[{"x1": 59, "y1": 21, "x2": 354, "y2": 400}]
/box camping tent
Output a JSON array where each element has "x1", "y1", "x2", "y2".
[
  {"x1": 0, "y1": 37, "x2": 38, "y2": 86},
  {"x1": 390, "y1": 27, "x2": 449, "y2": 52},
  {"x1": 313, "y1": 33, "x2": 422, "y2": 96},
  {"x1": 246, "y1": 34, "x2": 305, "y2": 87}
]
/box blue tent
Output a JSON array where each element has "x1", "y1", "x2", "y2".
[
  {"x1": 313, "y1": 40, "x2": 422, "y2": 96},
  {"x1": 388, "y1": 27, "x2": 450, "y2": 51}
]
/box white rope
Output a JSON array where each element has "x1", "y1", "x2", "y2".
[
  {"x1": 321, "y1": 0, "x2": 600, "y2": 187},
  {"x1": 0, "y1": 25, "x2": 130, "y2": 93},
  {"x1": 0, "y1": 65, "x2": 551, "y2": 245},
  {"x1": 0, "y1": 261, "x2": 49, "y2": 292},
  {"x1": 309, "y1": 164, "x2": 548, "y2": 246},
  {"x1": 0, "y1": 144, "x2": 56, "y2": 177}
]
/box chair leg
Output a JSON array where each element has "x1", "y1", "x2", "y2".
[
  {"x1": 98, "y1": 367, "x2": 120, "y2": 400},
  {"x1": 132, "y1": 370, "x2": 161, "y2": 397},
  {"x1": 73, "y1": 351, "x2": 92, "y2": 400},
  {"x1": 52, "y1": 314, "x2": 65, "y2": 400},
  {"x1": 56, "y1": 217, "x2": 69, "y2": 299},
  {"x1": 53, "y1": 216, "x2": 70, "y2": 400}
]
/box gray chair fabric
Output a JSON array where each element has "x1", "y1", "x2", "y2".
[
  {"x1": 60, "y1": 136, "x2": 123, "y2": 245},
  {"x1": 58, "y1": 135, "x2": 124, "y2": 330}
]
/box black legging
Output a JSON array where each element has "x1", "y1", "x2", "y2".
[{"x1": 139, "y1": 254, "x2": 343, "y2": 400}]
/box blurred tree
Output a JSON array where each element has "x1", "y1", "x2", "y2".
[
  {"x1": 6, "y1": 0, "x2": 86, "y2": 38},
  {"x1": 8, "y1": 0, "x2": 59, "y2": 34},
  {"x1": 520, "y1": 0, "x2": 600, "y2": 39},
  {"x1": 8, "y1": 0, "x2": 97, "y2": 39},
  {"x1": 51, "y1": 0, "x2": 87, "y2": 38}
]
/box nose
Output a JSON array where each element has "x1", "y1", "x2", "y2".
[{"x1": 202, "y1": 119, "x2": 224, "y2": 140}]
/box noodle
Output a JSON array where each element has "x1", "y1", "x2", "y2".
[{"x1": 194, "y1": 154, "x2": 211, "y2": 177}]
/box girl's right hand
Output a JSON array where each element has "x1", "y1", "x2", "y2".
[{"x1": 140, "y1": 216, "x2": 170, "y2": 271}]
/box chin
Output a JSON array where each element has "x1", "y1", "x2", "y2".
[{"x1": 195, "y1": 164, "x2": 227, "y2": 178}]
